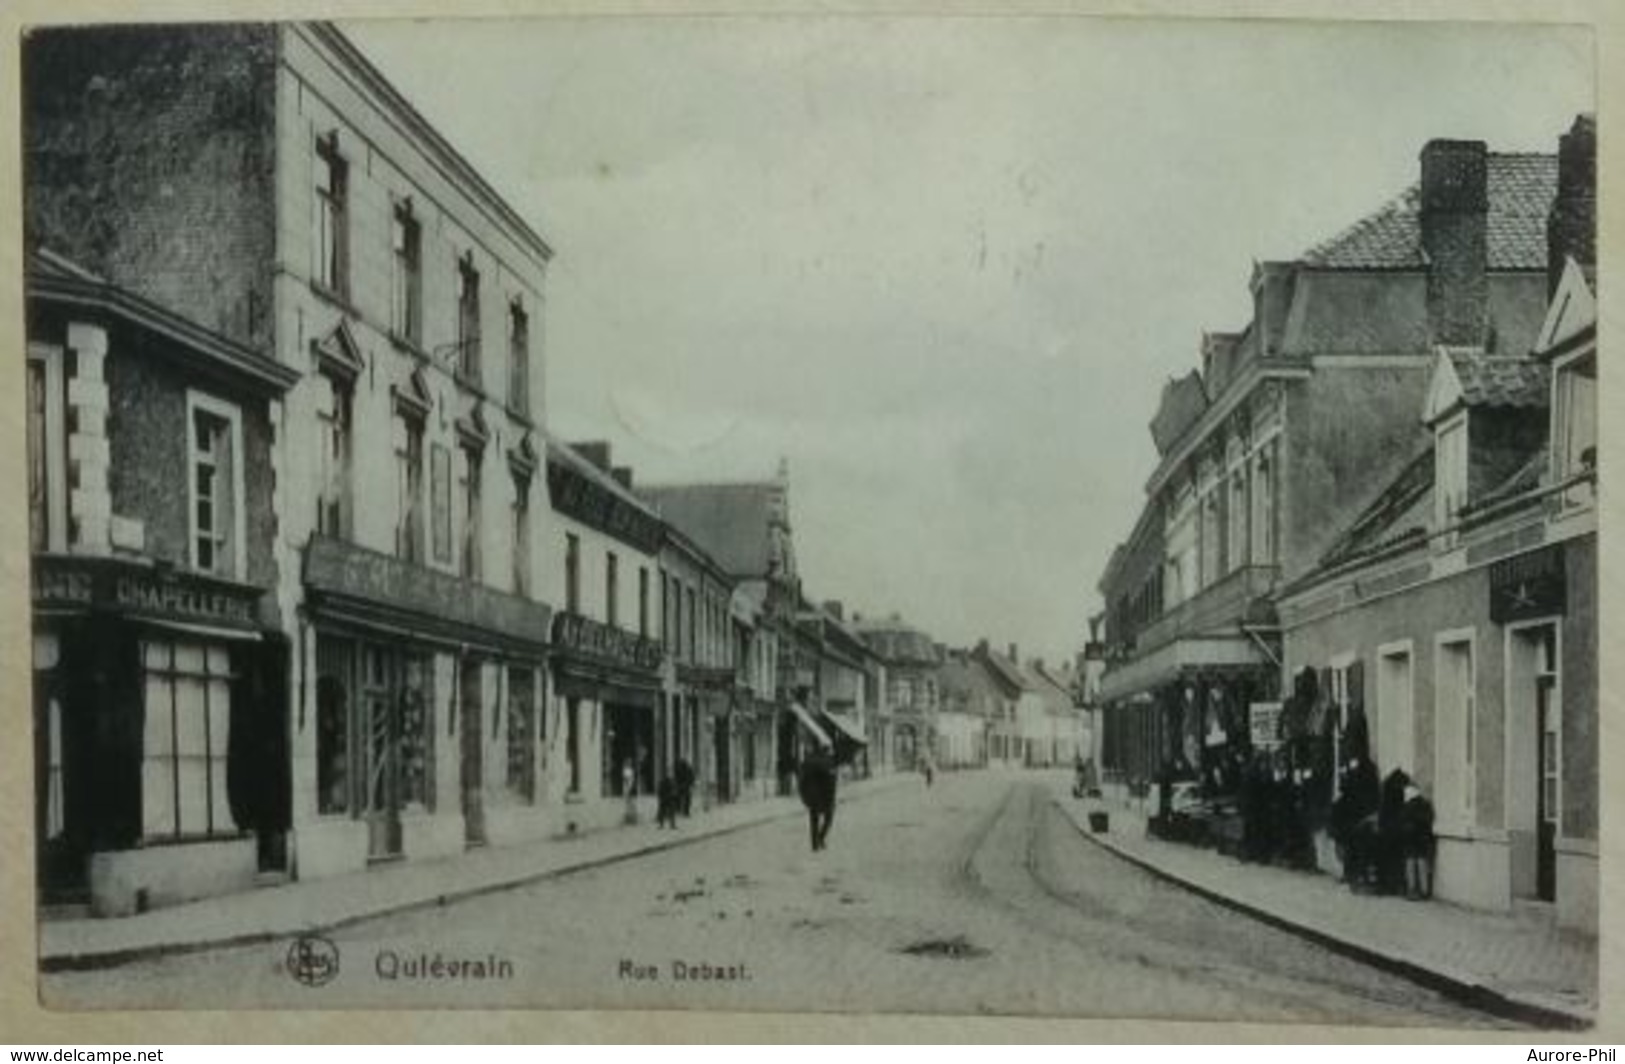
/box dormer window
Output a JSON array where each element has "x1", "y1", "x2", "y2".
[
  {"x1": 1552, "y1": 352, "x2": 1596, "y2": 508},
  {"x1": 1434, "y1": 412, "x2": 1469, "y2": 546}
]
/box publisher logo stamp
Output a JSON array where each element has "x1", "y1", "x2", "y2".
[{"x1": 286, "y1": 934, "x2": 340, "y2": 988}]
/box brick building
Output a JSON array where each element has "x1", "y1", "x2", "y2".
[{"x1": 25, "y1": 23, "x2": 556, "y2": 891}]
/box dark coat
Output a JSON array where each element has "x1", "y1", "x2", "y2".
[{"x1": 797, "y1": 750, "x2": 837, "y2": 813}]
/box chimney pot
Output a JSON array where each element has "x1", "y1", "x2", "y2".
[{"x1": 611, "y1": 466, "x2": 633, "y2": 490}]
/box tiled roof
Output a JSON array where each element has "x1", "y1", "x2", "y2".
[
  {"x1": 546, "y1": 439, "x2": 658, "y2": 517},
  {"x1": 1302, "y1": 154, "x2": 1556, "y2": 271},
  {"x1": 1448, "y1": 350, "x2": 1550, "y2": 410}
]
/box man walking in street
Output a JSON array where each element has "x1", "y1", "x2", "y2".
[
  {"x1": 674, "y1": 757, "x2": 696, "y2": 818},
  {"x1": 798, "y1": 743, "x2": 838, "y2": 851}
]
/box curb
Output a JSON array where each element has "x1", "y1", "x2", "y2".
[
  {"x1": 41, "y1": 778, "x2": 910, "y2": 974},
  {"x1": 1055, "y1": 796, "x2": 1595, "y2": 1031}
]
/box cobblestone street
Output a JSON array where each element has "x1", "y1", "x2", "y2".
[{"x1": 44, "y1": 772, "x2": 1508, "y2": 1028}]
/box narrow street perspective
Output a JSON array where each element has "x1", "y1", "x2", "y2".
[{"x1": 44, "y1": 773, "x2": 1507, "y2": 1027}]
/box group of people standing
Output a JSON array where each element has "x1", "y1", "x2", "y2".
[{"x1": 1327, "y1": 754, "x2": 1437, "y2": 900}]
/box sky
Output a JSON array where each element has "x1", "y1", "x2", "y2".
[{"x1": 344, "y1": 15, "x2": 1592, "y2": 666}]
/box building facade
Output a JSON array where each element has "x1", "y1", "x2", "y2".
[{"x1": 855, "y1": 614, "x2": 941, "y2": 771}]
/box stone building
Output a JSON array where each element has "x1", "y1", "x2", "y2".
[
  {"x1": 25, "y1": 22, "x2": 556, "y2": 889},
  {"x1": 1094, "y1": 132, "x2": 1560, "y2": 811},
  {"x1": 27, "y1": 251, "x2": 299, "y2": 915},
  {"x1": 854, "y1": 613, "x2": 942, "y2": 771},
  {"x1": 1275, "y1": 116, "x2": 1596, "y2": 930}
]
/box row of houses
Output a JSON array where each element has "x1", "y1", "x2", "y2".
[
  {"x1": 20, "y1": 21, "x2": 950, "y2": 919},
  {"x1": 1081, "y1": 116, "x2": 1597, "y2": 933}
]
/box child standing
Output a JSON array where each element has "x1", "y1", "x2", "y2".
[{"x1": 1402, "y1": 783, "x2": 1436, "y2": 900}]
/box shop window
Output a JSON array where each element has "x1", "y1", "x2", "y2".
[
  {"x1": 511, "y1": 472, "x2": 531, "y2": 597},
  {"x1": 316, "y1": 374, "x2": 353, "y2": 540},
  {"x1": 606, "y1": 551, "x2": 619, "y2": 627},
  {"x1": 565, "y1": 533, "x2": 580, "y2": 614},
  {"x1": 314, "y1": 133, "x2": 349, "y2": 298},
  {"x1": 391, "y1": 200, "x2": 422, "y2": 345},
  {"x1": 457, "y1": 254, "x2": 482, "y2": 385},
  {"x1": 509, "y1": 299, "x2": 530, "y2": 417},
  {"x1": 141, "y1": 640, "x2": 236, "y2": 839},
  {"x1": 398, "y1": 652, "x2": 434, "y2": 811},
  {"x1": 189, "y1": 395, "x2": 242, "y2": 579},
  {"x1": 460, "y1": 445, "x2": 483, "y2": 580},
  {"x1": 315, "y1": 637, "x2": 353, "y2": 816},
  {"x1": 506, "y1": 667, "x2": 536, "y2": 801},
  {"x1": 396, "y1": 415, "x2": 426, "y2": 563},
  {"x1": 565, "y1": 697, "x2": 582, "y2": 795},
  {"x1": 26, "y1": 345, "x2": 66, "y2": 554}
]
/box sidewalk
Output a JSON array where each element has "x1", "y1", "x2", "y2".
[
  {"x1": 41, "y1": 774, "x2": 913, "y2": 972},
  {"x1": 1050, "y1": 781, "x2": 1600, "y2": 1029}
]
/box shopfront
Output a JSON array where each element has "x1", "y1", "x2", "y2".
[
  {"x1": 298, "y1": 536, "x2": 551, "y2": 877},
  {"x1": 32, "y1": 555, "x2": 288, "y2": 916},
  {"x1": 549, "y1": 610, "x2": 662, "y2": 816}
]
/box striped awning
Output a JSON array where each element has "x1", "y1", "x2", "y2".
[{"x1": 787, "y1": 702, "x2": 832, "y2": 747}]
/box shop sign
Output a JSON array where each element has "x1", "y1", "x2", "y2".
[
  {"x1": 1490, "y1": 545, "x2": 1566, "y2": 624},
  {"x1": 552, "y1": 611, "x2": 662, "y2": 672},
  {"x1": 31, "y1": 555, "x2": 260, "y2": 627},
  {"x1": 1249, "y1": 701, "x2": 1283, "y2": 751}
]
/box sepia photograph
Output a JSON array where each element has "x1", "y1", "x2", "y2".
[{"x1": 14, "y1": 8, "x2": 1601, "y2": 1032}]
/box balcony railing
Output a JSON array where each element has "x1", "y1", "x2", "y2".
[{"x1": 1127, "y1": 563, "x2": 1278, "y2": 657}]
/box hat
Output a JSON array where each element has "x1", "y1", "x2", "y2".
[{"x1": 1404, "y1": 784, "x2": 1421, "y2": 801}]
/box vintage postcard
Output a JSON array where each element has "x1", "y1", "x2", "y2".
[{"x1": 4, "y1": 1, "x2": 1615, "y2": 1038}]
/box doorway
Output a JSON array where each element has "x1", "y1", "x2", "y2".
[
  {"x1": 713, "y1": 713, "x2": 732, "y2": 804},
  {"x1": 1506, "y1": 621, "x2": 1559, "y2": 902},
  {"x1": 361, "y1": 645, "x2": 403, "y2": 861}
]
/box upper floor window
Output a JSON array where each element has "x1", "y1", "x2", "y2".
[
  {"x1": 1553, "y1": 354, "x2": 1597, "y2": 509},
  {"x1": 315, "y1": 134, "x2": 349, "y2": 298},
  {"x1": 509, "y1": 300, "x2": 530, "y2": 417},
  {"x1": 565, "y1": 533, "x2": 580, "y2": 614},
  {"x1": 189, "y1": 395, "x2": 242, "y2": 579},
  {"x1": 315, "y1": 373, "x2": 353, "y2": 540},
  {"x1": 395, "y1": 414, "x2": 426, "y2": 564},
  {"x1": 1251, "y1": 445, "x2": 1276, "y2": 566},
  {"x1": 1434, "y1": 414, "x2": 1469, "y2": 547},
  {"x1": 687, "y1": 586, "x2": 697, "y2": 661},
  {"x1": 512, "y1": 473, "x2": 531, "y2": 597},
  {"x1": 1228, "y1": 471, "x2": 1248, "y2": 572},
  {"x1": 26, "y1": 344, "x2": 66, "y2": 554},
  {"x1": 606, "y1": 551, "x2": 619, "y2": 627},
  {"x1": 460, "y1": 445, "x2": 483, "y2": 580},
  {"x1": 639, "y1": 567, "x2": 650, "y2": 637},
  {"x1": 391, "y1": 201, "x2": 422, "y2": 345},
  {"x1": 457, "y1": 254, "x2": 482, "y2": 385}
]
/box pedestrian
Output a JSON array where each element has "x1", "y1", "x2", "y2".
[
  {"x1": 797, "y1": 743, "x2": 838, "y2": 851},
  {"x1": 674, "y1": 757, "x2": 695, "y2": 817},
  {"x1": 1402, "y1": 782, "x2": 1436, "y2": 900},
  {"x1": 922, "y1": 756, "x2": 935, "y2": 788},
  {"x1": 1332, "y1": 753, "x2": 1380, "y2": 889},
  {"x1": 1376, "y1": 768, "x2": 1411, "y2": 895},
  {"x1": 656, "y1": 775, "x2": 680, "y2": 829}
]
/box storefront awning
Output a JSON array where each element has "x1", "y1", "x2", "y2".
[
  {"x1": 820, "y1": 710, "x2": 868, "y2": 746},
  {"x1": 1096, "y1": 635, "x2": 1268, "y2": 705},
  {"x1": 786, "y1": 701, "x2": 832, "y2": 747}
]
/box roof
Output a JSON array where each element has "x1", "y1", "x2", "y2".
[
  {"x1": 979, "y1": 650, "x2": 1035, "y2": 696},
  {"x1": 640, "y1": 483, "x2": 782, "y2": 578},
  {"x1": 1449, "y1": 350, "x2": 1550, "y2": 410},
  {"x1": 937, "y1": 656, "x2": 1000, "y2": 718},
  {"x1": 1302, "y1": 154, "x2": 1556, "y2": 271},
  {"x1": 546, "y1": 438, "x2": 659, "y2": 518},
  {"x1": 1319, "y1": 446, "x2": 1434, "y2": 568}
]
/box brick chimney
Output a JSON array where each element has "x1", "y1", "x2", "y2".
[
  {"x1": 822, "y1": 600, "x2": 843, "y2": 621},
  {"x1": 1420, "y1": 139, "x2": 1489, "y2": 347},
  {"x1": 571, "y1": 440, "x2": 613, "y2": 472},
  {"x1": 1548, "y1": 114, "x2": 1596, "y2": 291},
  {"x1": 610, "y1": 466, "x2": 633, "y2": 490}
]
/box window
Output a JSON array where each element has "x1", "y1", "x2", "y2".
[
  {"x1": 1553, "y1": 356, "x2": 1597, "y2": 508},
  {"x1": 1228, "y1": 470, "x2": 1248, "y2": 572},
  {"x1": 506, "y1": 666, "x2": 536, "y2": 801},
  {"x1": 1434, "y1": 414, "x2": 1469, "y2": 546},
  {"x1": 565, "y1": 533, "x2": 580, "y2": 614},
  {"x1": 189, "y1": 397, "x2": 242, "y2": 578},
  {"x1": 457, "y1": 255, "x2": 481, "y2": 384},
  {"x1": 606, "y1": 551, "x2": 619, "y2": 627},
  {"x1": 315, "y1": 375, "x2": 353, "y2": 539},
  {"x1": 1201, "y1": 489, "x2": 1223, "y2": 587},
  {"x1": 639, "y1": 567, "x2": 650, "y2": 637},
  {"x1": 659, "y1": 572, "x2": 670, "y2": 647},
  {"x1": 460, "y1": 446, "x2": 482, "y2": 580},
  {"x1": 315, "y1": 636, "x2": 353, "y2": 815},
  {"x1": 428, "y1": 443, "x2": 451, "y2": 565},
  {"x1": 565, "y1": 698, "x2": 582, "y2": 795},
  {"x1": 511, "y1": 472, "x2": 531, "y2": 597},
  {"x1": 141, "y1": 640, "x2": 235, "y2": 839},
  {"x1": 509, "y1": 300, "x2": 530, "y2": 416},
  {"x1": 391, "y1": 201, "x2": 422, "y2": 344},
  {"x1": 1435, "y1": 634, "x2": 1477, "y2": 826},
  {"x1": 395, "y1": 416, "x2": 426, "y2": 563},
  {"x1": 26, "y1": 345, "x2": 66, "y2": 553},
  {"x1": 1251, "y1": 444, "x2": 1276, "y2": 565},
  {"x1": 687, "y1": 586, "x2": 697, "y2": 661},
  {"x1": 314, "y1": 134, "x2": 348, "y2": 297}
]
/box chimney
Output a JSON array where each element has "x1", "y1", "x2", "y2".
[
  {"x1": 1419, "y1": 139, "x2": 1489, "y2": 347},
  {"x1": 611, "y1": 466, "x2": 633, "y2": 490},
  {"x1": 822, "y1": 600, "x2": 843, "y2": 621},
  {"x1": 976, "y1": 638, "x2": 989, "y2": 656},
  {"x1": 1249, "y1": 262, "x2": 1295, "y2": 356},
  {"x1": 1008, "y1": 642, "x2": 1019, "y2": 663},
  {"x1": 1548, "y1": 114, "x2": 1596, "y2": 291},
  {"x1": 571, "y1": 440, "x2": 613, "y2": 472}
]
